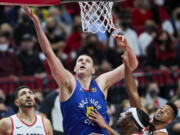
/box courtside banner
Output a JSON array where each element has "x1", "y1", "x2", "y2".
[{"x1": 0, "y1": 0, "x2": 60, "y2": 6}]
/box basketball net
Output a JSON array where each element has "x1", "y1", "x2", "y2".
[
  {"x1": 78, "y1": 1, "x2": 124, "y2": 33},
  {"x1": 79, "y1": 2, "x2": 113, "y2": 33}
]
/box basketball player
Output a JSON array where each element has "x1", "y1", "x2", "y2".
[
  {"x1": 89, "y1": 107, "x2": 155, "y2": 135},
  {"x1": 89, "y1": 53, "x2": 155, "y2": 135},
  {"x1": 0, "y1": 86, "x2": 53, "y2": 135},
  {"x1": 90, "y1": 51, "x2": 178, "y2": 135},
  {"x1": 123, "y1": 49, "x2": 178, "y2": 135},
  {"x1": 91, "y1": 51, "x2": 178, "y2": 135},
  {"x1": 22, "y1": 6, "x2": 138, "y2": 135}
]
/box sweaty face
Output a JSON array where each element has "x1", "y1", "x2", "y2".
[
  {"x1": 74, "y1": 55, "x2": 95, "y2": 76},
  {"x1": 16, "y1": 88, "x2": 36, "y2": 108},
  {"x1": 154, "y1": 105, "x2": 174, "y2": 123}
]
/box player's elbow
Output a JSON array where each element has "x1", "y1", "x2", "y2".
[
  {"x1": 135, "y1": 59, "x2": 139, "y2": 69},
  {"x1": 131, "y1": 59, "x2": 139, "y2": 71}
]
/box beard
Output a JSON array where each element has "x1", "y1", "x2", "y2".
[
  {"x1": 153, "y1": 116, "x2": 165, "y2": 123},
  {"x1": 20, "y1": 102, "x2": 36, "y2": 108}
]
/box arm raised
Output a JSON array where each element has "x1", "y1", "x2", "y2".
[
  {"x1": 22, "y1": 6, "x2": 75, "y2": 92},
  {"x1": 123, "y1": 51, "x2": 144, "y2": 110},
  {"x1": 96, "y1": 35, "x2": 138, "y2": 96}
]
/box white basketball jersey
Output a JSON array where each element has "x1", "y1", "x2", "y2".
[
  {"x1": 10, "y1": 114, "x2": 47, "y2": 135},
  {"x1": 132, "y1": 128, "x2": 168, "y2": 135},
  {"x1": 154, "y1": 128, "x2": 168, "y2": 134}
]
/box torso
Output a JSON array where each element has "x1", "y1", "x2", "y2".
[
  {"x1": 60, "y1": 79, "x2": 109, "y2": 135},
  {"x1": 10, "y1": 114, "x2": 47, "y2": 135}
]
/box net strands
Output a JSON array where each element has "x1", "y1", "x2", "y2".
[{"x1": 79, "y1": 1, "x2": 115, "y2": 33}]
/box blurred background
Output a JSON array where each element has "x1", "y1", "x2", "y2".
[{"x1": 0, "y1": 0, "x2": 180, "y2": 134}]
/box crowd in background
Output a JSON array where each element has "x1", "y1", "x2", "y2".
[{"x1": 0, "y1": 0, "x2": 180, "y2": 134}]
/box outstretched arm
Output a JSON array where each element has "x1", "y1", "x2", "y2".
[
  {"x1": 96, "y1": 35, "x2": 138, "y2": 97},
  {"x1": 22, "y1": 6, "x2": 75, "y2": 94},
  {"x1": 123, "y1": 51, "x2": 144, "y2": 110},
  {"x1": 89, "y1": 110, "x2": 121, "y2": 135}
]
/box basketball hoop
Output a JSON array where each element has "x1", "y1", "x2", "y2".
[
  {"x1": 79, "y1": 1, "x2": 114, "y2": 33},
  {"x1": 62, "y1": 0, "x2": 125, "y2": 33}
]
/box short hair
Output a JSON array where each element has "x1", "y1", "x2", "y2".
[
  {"x1": 15, "y1": 85, "x2": 29, "y2": 99},
  {"x1": 76, "y1": 54, "x2": 95, "y2": 65},
  {"x1": 166, "y1": 102, "x2": 178, "y2": 119}
]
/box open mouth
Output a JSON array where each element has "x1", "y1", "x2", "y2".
[
  {"x1": 25, "y1": 99, "x2": 33, "y2": 103},
  {"x1": 154, "y1": 113, "x2": 162, "y2": 120},
  {"x1": 156, "y1": 110, "x2": 163, "y2": 116},
  {"x1": 153, "y1": 116, "x2": 165, "y2": 123},
  {"x1": 80, "y1": 65, "x2": 85, "y2": 69}
]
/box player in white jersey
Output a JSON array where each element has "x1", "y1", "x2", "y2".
[
  {"x1": 135, "y1": 128, "x2": 168, "y2": 135},
  {"x1": 89, "y1": 52, "x2": 178, "y2": 135},
  {"x1": 122, "y1": 51, "x2": 178, "y2": 135},
  {"x1": 0, "y1": 86, "x2": 53, "y2": 135}
]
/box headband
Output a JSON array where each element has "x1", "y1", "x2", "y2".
[{"x1": 128, "y1": 108, "x2": 145, "y2": 129}]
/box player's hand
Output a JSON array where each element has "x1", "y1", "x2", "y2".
[
  {"x1": 89, "y1": 110, "x2": 107, "y2": 129},
  {"x1": 113, "y1": 34, "x2": 128, "y2": 51},
  {"x1": 113, "y1": 34, "x2": 138, "y2": 71},
  {"x1": 21, "y1": 6, "x2": 39, "y2": 23}
]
